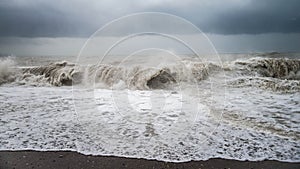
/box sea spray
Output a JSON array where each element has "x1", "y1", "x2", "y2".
[{"x1": 0, "y1": 57, "x2": 19, "y2": 85}]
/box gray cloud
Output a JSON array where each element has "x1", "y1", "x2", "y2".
[
  {"x1": 0, "y1": 0, "x2": 299, "y2": 37},
  {"x1": 196, "y1": 0, "x2": 300, "y2": 34}
]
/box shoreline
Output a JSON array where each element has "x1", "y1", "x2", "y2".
[{"x1": 0, "y1": 150, "x2": 299, "y2": 169}]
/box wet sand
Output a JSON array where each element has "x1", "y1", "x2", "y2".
[{"x1": 0, "y1": 150, "x2": 299, "y2": 169}]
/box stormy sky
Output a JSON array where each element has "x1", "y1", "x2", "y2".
[{"x1": 0, "y1": 0, "x2": 299, "y2": 55}]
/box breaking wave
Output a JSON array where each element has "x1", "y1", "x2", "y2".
[
  {"x1": 14, "y1": 60, "x2": 218, "y2": 90},
  {"x1": 234, "y1": 57, "x2": 300, "y2": 80},
  {"x1": 225, "y1": 57, "x2": 300, "y2": 92},
  {"x1": 22, "y1": 61, "x2": 77, "y2": 87},
  {"x1": 1, "y1": 57, "x2": 299, "y2": 92}
]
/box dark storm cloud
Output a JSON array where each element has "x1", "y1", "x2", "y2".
[
  {"x1": 194, "y1": 0, "x2": 300, "y2": 34},
  {"x1": 0, "y1": 0, "x2": 299, "y2": 37},
  {"x1": 0, "y1": 0, "x2": 102, "y2": 37}
]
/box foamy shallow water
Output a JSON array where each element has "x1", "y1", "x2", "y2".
[{"x1": 0, "y1": 85, "x2": 299, "y2": 162}]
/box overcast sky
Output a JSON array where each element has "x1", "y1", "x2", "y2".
[
  {"x1": 0, "y1": 0, "x2": 299, "y2": 55},
  {"x1": 1, "y1": 0, "x2": 299, "y2": 37}
]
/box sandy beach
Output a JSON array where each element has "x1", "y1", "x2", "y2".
[{"x1": 0, "y1": 150, "x2": 299, "y2": 169}]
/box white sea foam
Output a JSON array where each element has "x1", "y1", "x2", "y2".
[{"x1": 0, "y1": 85, "x2": 299, "y2": 162}]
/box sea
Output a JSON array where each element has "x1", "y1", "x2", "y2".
[{"x1": 0, "y1": 52, "x2": 299, "y2": 162}]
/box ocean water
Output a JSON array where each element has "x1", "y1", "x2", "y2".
[{"x1": 0, "y1": 53, "x2": 299, "y2": 162}]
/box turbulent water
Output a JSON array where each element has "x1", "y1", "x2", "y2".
[{"x1": 0, "y1": 53, "x2": 299, "y2": 162}]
